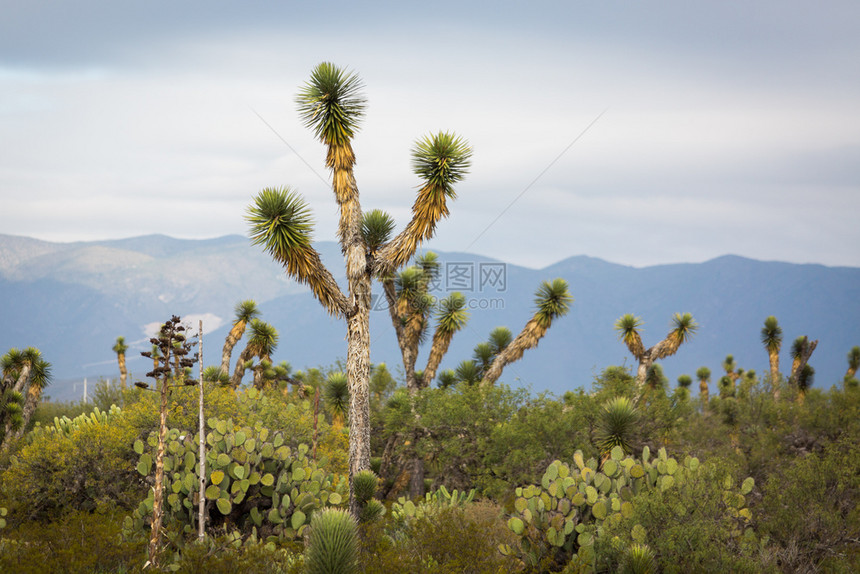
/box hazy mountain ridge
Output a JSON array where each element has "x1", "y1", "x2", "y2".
[{"x1": 1, "y1": 234, "x2": 858, "y2": 402}]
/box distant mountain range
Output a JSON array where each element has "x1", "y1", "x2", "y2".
[{"x1": 1, "y1": 233, "x2": 858, "y2": 402}]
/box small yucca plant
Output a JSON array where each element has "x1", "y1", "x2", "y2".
[
  {"x1": 305, "y1": 508, "x2": 359, "y2": 574},
  {"x1": 623, "y1": 543, "x2": 656, "y2": 574},
  {"x1": 597, "y1": 396, "x2": 638, "y2": 457}
]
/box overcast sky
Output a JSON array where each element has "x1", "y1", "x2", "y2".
[{"x1": 2, "y1": 1, "x2": 858, "y2": 269}]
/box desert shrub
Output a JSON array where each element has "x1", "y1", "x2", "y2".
[
  {"x1": 0, "y1": 410, "x2": 142, "y2": 522},
  {"x1": 757, "y1": 435, "x2": 860, "y2": 573},
  {"x1": 362, "y1": 501, "x2": 520, "y2": 574},
  {"x1": 170, "y1": 535, "x2": 304, "y2": 574},
  {"x1": 593, "y1": 456, "x2": 773, "y2": 573},
  {"x1": 0, "y1": 508, "x2": 145, "y2": 574}
]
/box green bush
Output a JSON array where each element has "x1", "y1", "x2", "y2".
[
  {"x1": 361, "y1": 502, "x2": 519, "y2": 574},
  {"x1": 758, "y1": 435, "x2": 860, "y2": 573},
  {"x1": 0, "y1": 508, "x2": 145, "y2": 574}
]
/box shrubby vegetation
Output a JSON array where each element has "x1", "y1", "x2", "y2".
[{"x1": 0, "y1": 357, "x2": 856, "y2": 572}]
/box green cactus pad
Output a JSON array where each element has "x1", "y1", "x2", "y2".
[{"x1": 508, "y1": 516, "x2": 525, "y2": 535}]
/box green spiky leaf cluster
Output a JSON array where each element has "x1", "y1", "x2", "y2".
[
  {"x1": 361, "y1": 209, "x2": 396, "y2": 253},
  {"x1": 411, "y1": 132, "x2": 473, "y2": 193},
  {"x1": 597, "y1": 397, "x2": 638, "y2": 457},
  {"x1": 247, "y1": 187, "x2": 314, "y2": 256},
  {"x1": 305, "y1": 508, "x2": 359, "y2": 574},
  {"x1": 534, "y1": 279, "x2": 573, "y2": 327},
  {"x1": 296, "y1": 62, "x2": 366, "y2": 146},
  {"x1": 435, "y1": 292, "x2": 469, "y2": 334}
]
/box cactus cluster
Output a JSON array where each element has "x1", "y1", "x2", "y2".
[
  {"x1": 500, "y1": 446, "x2": 755, "y2": 571},
  {"x1": 390, "y1": 485, "x2": 475, "y2": 523},
  {"x1": 43, "y1": 405, "x2": 120, "y2": 435},
  {"x1": 125, "y1": 416, "x2": 347, "y2": 544}
]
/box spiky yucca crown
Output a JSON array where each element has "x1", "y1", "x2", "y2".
[
  {"x1": 534, "y1": 278, "x2": 573, "y2": 328},
  {"x1": 455, "y1": 360, "x2": 481, "y2": 384},
  {"x1": 247, "y1": 319, "x2": 279, "y2": 357},
  {"x1": 760, "y1": 315, "x2": 783, "y2": 351},
  {"x1": 411, "y1": 132, "x2": 472, "y2": 196},
  {"x1": 615, "y1": 314, "x2": 645, "y2": 358},
  {"x1": 232, "y1": 300, "x2": 260, "y2": 324},
  {"x1": 624, "y1": 543, "x2": 657, "y2": 574},
  {"x1": 435, "y1": 292, "x2": 468, "y2": 334},
  {"x1": 297, "y1": 62, "x2": 366, "y2": 147},
  {"x1": 352, "y1": 469, "x2": 378, "y2": 504},
  {"x1": 306, "y1": 508, "x2": 359, "y2": 574},
  {"x1": 597, "y1": 396, "x2": 638, "y2": 456},
  {"x1": 361, "y1": 209, "x2": 396, "y2": 253},
  {"x1": 112, "y1": 336, "x2": 128, "y2": 354}
]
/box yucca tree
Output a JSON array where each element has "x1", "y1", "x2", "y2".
[
  {"x1": 1, "y1": 347, "x2": 46, "y2": 447},
  {"x1": 483, "y1": 279, "x2": 572, "y2": 384},
  {"x1": 675, "y1": 374, "x2": 693, "y2": 402},
  {"x1": 615, "y1": 313, "x2": 698, "y2": 398},
  {"x1": 229, "y1": 319, "x2": 278, "y2": 388},
  {"x1": 5, "y1": 347, "x2": 40, "y2": 394},
  {"x1": 14, "y1": 358, "x2": 51, "y2": 439},
  {"x1": 796, "y1": 364, "x2": 814, "y2": 403},
  {"x1": 112, "y1": 336, "x2": 129, "y2": 389},
  {"x1": 248, "y1": 62, "x2": 471, "y2": 516},
  {"x1": 696, "y1": 366, "x2": 711, "y2": 404},
  {"x1": 760, "y1": 316, "x2": 783, "y2": 398},
  {"x1": 220, "y1": 300, "x2": 260, "y2": 376},
  {"x1": 789, "y1": 336, "x2": 818, "y2": 390},
  {"x1": 846, "y1": 346, "x2": 860, "y2": 380},
  {"x1": 389, "y1": 265, "x2": 434, "y2": 391},
  {"x1": 722, "y1": 355, "x2": 739, "y2": 383},
  {"x1": 422, "y1": 292, "x2": 469, "y2": 386}
]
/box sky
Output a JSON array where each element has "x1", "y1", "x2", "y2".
[{"x1": 2, "y1": 1, "x2": 859, "y2": 269}]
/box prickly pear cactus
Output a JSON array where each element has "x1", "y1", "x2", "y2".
[
  {"x1": 125, "y1": 416, "x2": 347, "y2": 544},
  {"x1": 500, "y1": 446, "x2": 755, "y2": 572},
  {"x1": 42, "y1": 405, "x2": 121, "y2": 436},
  {"x1": 390, "y1": 485, "x2": 476, "y2": 523}
]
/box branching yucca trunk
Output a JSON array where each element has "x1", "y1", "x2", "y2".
[{"x1": 484, "y1": 319, "x2": 545, "y2": 384}]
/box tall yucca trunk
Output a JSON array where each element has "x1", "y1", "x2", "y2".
[
  {"x1": 118, "y1": 352, "x2": 128, "y2": 389},
  {"x1": 789, "y1": 339, "x2": 818, "y2": 389},
  {"x1": 220, "y1": 320, "x2": 247, "y2": 375},
  {"x1": 699, "y1": 379, "x2": 710, "y2": 405},
  {"x1": 346, "y1": 275, "x2": 372, "y2": 516},
  {"x1": 148, "y1": 378, "x2": 169, "y2": 568},
  {"x1": 14, "y1": 385, "x2": 42, "y2": 439},
  {"x1": 483, "y1": 319, "x2": 547, "y2": 384},
  {"x1": 382, "y1": 183, "x2": 448, "y2": 271},
  {"x1": 230, "y1": 346, "x2": 253, "y2": 389},
  {"x1": 328, "y1": 138, "x2": 374, "y2": 515},
  {"x1": 12, "y1": 364, "x2": 31, "y2": 394},
  {"x1": 423, "y1": 330, "x2": 455, "y2": 388},
  {"x1": 769, "y1": 351, "x2": 781, "y2": 399},
  {"x1": 636, "y1": 354, "x2": 654, "y2": 390}
]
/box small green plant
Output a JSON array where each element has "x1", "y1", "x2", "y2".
[{"x1": 305, "y1": 508, "x2": 359, "y2": 574}]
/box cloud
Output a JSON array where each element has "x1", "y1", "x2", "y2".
[{"x1": 1, "y1": 2, "x2": 859, "y2": 268}]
